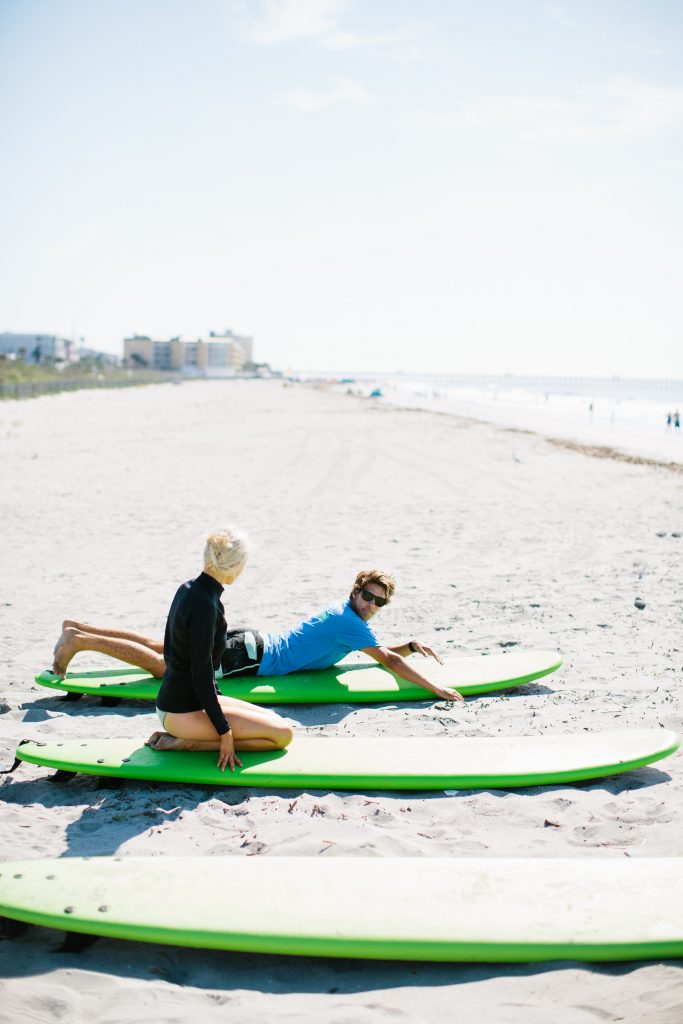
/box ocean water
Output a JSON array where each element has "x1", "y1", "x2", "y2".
[{"x1": 323, "y1": 374, "x2": 683, "y2": 465}]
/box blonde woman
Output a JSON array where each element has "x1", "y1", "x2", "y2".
[{"x1": 53, "y1": 528, "x2": 294, "y2": 772}]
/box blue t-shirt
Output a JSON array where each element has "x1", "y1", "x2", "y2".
[{"x1": 258, "y1": 599, "x2": 378, "y2": 676}]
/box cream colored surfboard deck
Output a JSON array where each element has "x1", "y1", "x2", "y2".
[
  {"x1": 1, "y1": 856, "x2": 682, "y2": 961},
  {"x1": 15, "y1": 729, "x2": 680, "y2": 790}
]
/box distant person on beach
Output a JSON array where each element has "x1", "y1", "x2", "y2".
[
  {"x1": 675, "y1": 410, "x2": 681, "y2": 432},
  {"x1": 666, "y1": 412, "x2": 673, "y2": 430},
  {"x1": 54, "y1": 527, "x2": 294, "y2": 772},
  {"x1": 52, "y1": 569, "x2": 462, "y2": 755}
]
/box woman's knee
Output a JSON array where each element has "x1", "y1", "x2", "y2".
[{"x1": 271, "y1": 722, "x2": 294, "y2": 749}]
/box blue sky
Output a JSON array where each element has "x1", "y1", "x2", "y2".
[{"x1": 1, "y1": 0, "x2": 682, "y2": 374}]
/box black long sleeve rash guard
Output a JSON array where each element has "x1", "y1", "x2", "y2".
[{"x1": 156, "y1": 572, "x2": 230, "y2": 735}]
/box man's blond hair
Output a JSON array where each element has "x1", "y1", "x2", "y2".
[{"x1": 352, "y1": 569, "x2": 396, "y2": 601}]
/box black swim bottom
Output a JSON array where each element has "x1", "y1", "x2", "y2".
[{"x1": 219, "y1": 629, "x2": 264, "y2": 678}]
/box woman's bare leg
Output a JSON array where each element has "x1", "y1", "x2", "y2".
[
  {"x1": 52, "y1": 626, "x2": 166, "y2": 678},
  {"x1": 146, "y1": 697, "x2": 294, "y2": 753}
]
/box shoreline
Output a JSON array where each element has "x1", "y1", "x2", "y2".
[
  {"x1": 322, "y1": 377, "x2": 683, "y2": 467},
  {"x1": 355, "y1": 391, "x2": 683, "y2": 473}
]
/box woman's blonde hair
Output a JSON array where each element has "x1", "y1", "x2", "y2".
[{"x1": 204, "y1": 526, "x2": 251, "y2": 574}]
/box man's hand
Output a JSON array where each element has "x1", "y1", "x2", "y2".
[
  {"x1": 363, "y1": 645, "x2": 461, "y2": 700},
  {"x1": 429, "y1": 684, "x2": 464, "y2": 703},
  {"x1": 218, "y1": 730, "x2": 242, "y2": 772},
  {"x1": 409, "y1": 641, "x2": 444, "y2": 665}
]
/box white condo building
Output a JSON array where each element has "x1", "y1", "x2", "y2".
[
  {"x1": 0, "y1": 332, "x2": 75, "y2": 362},
  {"x1": 124, "y1": 329, "x2": 254, "y2": 375}
]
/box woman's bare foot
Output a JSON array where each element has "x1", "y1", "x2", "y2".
[
  {"x1": 51, "y1": 626, "x2": 80, "y2": 677},
  {"x1": 145, "y1": 731, "x2": 219, "y2": 753},
  {"x1": 146, "y1": 731, "x2": 182, "y2": 751}
]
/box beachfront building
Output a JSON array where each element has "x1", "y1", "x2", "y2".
[
  {"x1": 0, "y1": 332, "x2": 75, "y2": 363},
  {"x1": 207, "y1": 329, "x2": 254, "y2": 366},
  {"x1": 123, "y1": 329, "x2": 253, "y2": 375}
]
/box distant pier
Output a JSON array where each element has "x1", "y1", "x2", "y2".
[{"x1": 317, "y1": 372, "x2": 683, "y2": 400}]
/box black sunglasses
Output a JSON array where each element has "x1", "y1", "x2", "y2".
[{"x1": 360, "y1": 588, "x2": 388, "y2": 607}]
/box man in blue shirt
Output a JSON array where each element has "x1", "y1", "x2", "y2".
[{"x1": 217, "y1": 569, "x2": 464, "y2": 704}]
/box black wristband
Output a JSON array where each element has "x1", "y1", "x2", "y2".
[{"x1": 408, "y1": 641, "x2": 417, "y2": 653}]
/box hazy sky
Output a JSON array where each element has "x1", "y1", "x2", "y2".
[{"x1": 1, "y1": 0, "x2": 682, "y2": 375}]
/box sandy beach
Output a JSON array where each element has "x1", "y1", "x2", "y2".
[{"x1": 1, "y1": 379, "x2": 682, "y2": 1023}]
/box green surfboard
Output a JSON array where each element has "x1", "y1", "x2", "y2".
[
  {"x1": 35, "y1": 649, "x2": 563, "y2": 704},
  {"x1": 14, "y1": 729, "x2": 679, "y2": 790},
  {"x1": 1, "y1": 856, "x2": 682, "y2": 962}
]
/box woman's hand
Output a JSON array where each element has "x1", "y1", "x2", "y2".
[
  {"x1": 218, "y1": 730, "x2": 242, "y2": 772},
  {"x1": 410, "y1": 641, "x2": 444, "y2": 665}
]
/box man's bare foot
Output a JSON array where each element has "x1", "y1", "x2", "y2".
[
  {"x1": 53, "y1": 620, "x2": 79, "y2": 656},
  {"x1": 51, "y1": 626, "x2": 80, "y2": 677}
]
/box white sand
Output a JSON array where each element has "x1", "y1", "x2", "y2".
[{"x1": 1, "y1": 379, "x2": 682, "y2": 1023}]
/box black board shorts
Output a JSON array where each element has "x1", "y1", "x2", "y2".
[{"x1": 218, "y1": 629, "x2": 264, "y2": 678}]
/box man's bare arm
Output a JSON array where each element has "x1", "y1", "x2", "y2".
[
  {"x1": 385, "y1": 641, "x2": 443, "y2": 664},
  {"x1": 362, "y1": 646, "x2": 463, "y2": 702}
]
